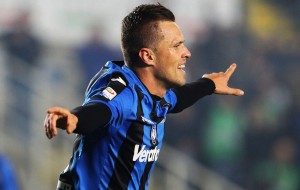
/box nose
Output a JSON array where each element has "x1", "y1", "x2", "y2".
[{"x1": 184, "y1": 46, "x2": 191, "y2": 59}]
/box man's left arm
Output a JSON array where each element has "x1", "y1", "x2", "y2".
[{"x1": 170, "y1": 63, "x2": 244, "y2": 113}]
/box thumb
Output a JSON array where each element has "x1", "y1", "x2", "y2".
[
  {"x1": 65, "y1": 114, "x2": 78, "y2": 134},
  {"x1": 228, "y1": 87, "x2": 244, "y2": 96}
]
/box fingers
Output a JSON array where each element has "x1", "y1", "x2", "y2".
[
  {"x1": 44, "y1": 113, "x2": 59, "y2": 139},
  {"x1": 44, "y1": 115, "x2": 52, "y2": 139},
  {"x1": 224, "y1": 64, "x2": 244, "y2": 96},
  {"x1": 224, "y1": 63, "x2": 237, "y2": 78},
  {"x1": 215, "y1": 86, "x2": 244, "y2": 96},
  {"x1": 47, "y1": 107, "x2": 70, "y2": 116},
  {"x1": 44, "y1": 106, "x2": 78, "y2": 139},
  {"x1": 45, "y1": 107, "x2": 72, "y2": 139},
  {"x1": 203, "y1": 63, "x2": 237, "y2": 79},
  {"x1": 228, "y1": 87, "x2": 244, "y2": 96},
  {"x1": 203, "y1": 63, "x2": 244, "y2": 96}
]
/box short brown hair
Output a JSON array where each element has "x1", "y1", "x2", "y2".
[{"x1": 121, "y1": 3, "x2": 175, "y2": 67}]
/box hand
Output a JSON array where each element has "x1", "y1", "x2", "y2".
[
  {"x1": 202, "y1": 63, "x2": 244, "y2": 96},
  {"x1": 44, "y1": 107, "x2": 78, "y2": 139}
]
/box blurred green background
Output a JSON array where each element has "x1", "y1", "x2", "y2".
[{"x1": 0, "y1": 0, "x2": 299, "y2": 189}]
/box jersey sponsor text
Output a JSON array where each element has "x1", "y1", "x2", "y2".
[{"x1": 133, "y1": 145, "x2": 160, "y2": 162}]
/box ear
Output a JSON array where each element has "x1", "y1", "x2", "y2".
[{"x1": 139, "y1": 48, "x2": 155, "y2": 66}]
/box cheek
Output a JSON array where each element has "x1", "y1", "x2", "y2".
[{"x1": 156, "y1": 49, "x2": 179, "y2": 73}]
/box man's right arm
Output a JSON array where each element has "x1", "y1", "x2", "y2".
[
  {"x1": 71, "y1": 103, "x2": 112, "y2": 134},
  {"x1": 44, "y1": 103, "x2": 112, "y2": 139}
]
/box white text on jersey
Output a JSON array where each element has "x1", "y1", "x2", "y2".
[{"x1": 133, "y1": 145, "x2": 160, "y2": 162}]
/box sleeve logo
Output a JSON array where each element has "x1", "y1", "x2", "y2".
[{"x1": 102, "y1": 87, "x2": 117, "y2": 100}]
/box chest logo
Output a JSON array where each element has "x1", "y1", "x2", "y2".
[{"x1": 150, "y1": 125, "x2": 158, "y2": 146}]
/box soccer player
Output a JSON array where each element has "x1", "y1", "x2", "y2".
[{"x1": 44, "y1": 3, "x2": 244, "y2": 190}]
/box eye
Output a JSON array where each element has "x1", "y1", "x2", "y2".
[
  {"x1": 174, "y1": 43, "x2": 181, "y2": 48},
  {"x1": 174, "y1": 41, "x2": 184, "y2": 49}
]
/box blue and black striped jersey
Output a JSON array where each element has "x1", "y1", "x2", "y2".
[{"x1": 58, "y1": 61, "x2": 177, "y2": 190}]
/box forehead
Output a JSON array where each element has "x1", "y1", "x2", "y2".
[{"x1": 157, "y1": 21, "x2": 184, "y2": 42}]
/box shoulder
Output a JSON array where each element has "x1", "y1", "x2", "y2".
[
  {"x1": 83, "y1": 61, "x2": 145, "y2": 107},
  {"x1": 84, "y1": 72, "x2": 129, "y2": 104},
  {"x1": 101, "y1": 74, "x2": 128, "y2": 101}
]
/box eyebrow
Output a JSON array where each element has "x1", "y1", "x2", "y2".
[{"x1": 173, "y1": 40, "x2": 185, "y2": 46}]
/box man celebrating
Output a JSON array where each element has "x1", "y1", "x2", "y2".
[{"x1": 44, "y1": 3, "x2": 244, "y2": 190}]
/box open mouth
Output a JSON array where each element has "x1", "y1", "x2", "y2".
[{"x1": 178, "y1": 65, "x2": 186, "y2": 73}]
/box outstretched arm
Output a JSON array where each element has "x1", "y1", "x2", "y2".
[
  {"x1": 44, "y1": 103, "x2": 111, "y2": 139},
  {"x1": 171, "y1": 63, "x2": 243, "y2": 113},
  {"x1": 202, "y1": 63, "x2": 244, "y2": 96}
]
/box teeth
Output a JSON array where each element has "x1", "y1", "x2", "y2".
[{"x1": 178, "y1": 65, "x2": 185, "y2": 69}]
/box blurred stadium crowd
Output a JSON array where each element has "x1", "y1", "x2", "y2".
[{"x1": 0, "y1": 0, "x2": 299, "y2": 190}]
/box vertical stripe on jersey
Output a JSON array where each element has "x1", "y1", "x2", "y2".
[
  {"x1": 138, "y1": 154, "x2": 154, "y2": 190},
  {"x1": 107, "y1": 87, "x2": 145, "y2": 190},
  {"x1": 138, "y1": 98, "x2": 170, "y2": 189}
]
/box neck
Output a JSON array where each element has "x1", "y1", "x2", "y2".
[{"x1": 133, "y1": 67, "x2": 167, "y2": 98}]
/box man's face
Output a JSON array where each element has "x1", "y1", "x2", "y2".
[{"x1": 152, "y1": 21, "x2": 191, "y2": 88}]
